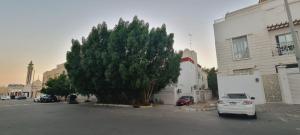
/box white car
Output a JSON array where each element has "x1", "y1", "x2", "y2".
[
  {"x1": 1, "y1": 96, "x2": 10, "y2": 100},
  {"x1": 34, "y1": 96, "x2": 42, "y2": 102},
  {"x1": 217, "y1": 93, "x2": 256, "y2": 119}
]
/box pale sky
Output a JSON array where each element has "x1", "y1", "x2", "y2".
[{"x1": 0, "y1": 0, "x2": 258, "y2": 86}]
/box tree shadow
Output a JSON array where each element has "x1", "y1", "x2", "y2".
[{"x1": 219, "y1": 114, "x2": 257, "y2": 120}]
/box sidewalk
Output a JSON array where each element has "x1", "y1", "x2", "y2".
[{"x1": 179, "y1": 100, "x2": 217, "y2": 112}]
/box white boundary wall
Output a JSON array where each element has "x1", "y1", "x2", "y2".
[{"x1": 217, "y1": 71, "x2": 266, "y2": 104}]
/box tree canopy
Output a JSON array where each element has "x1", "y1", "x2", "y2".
[
  {"x1": 41, "y1": 74, "x2": 74, "y2": 98},
  {"x1": 65, "y1": 16, "x2": 181, "y2": 105},
  {"x1": 206, "y1": 68, "x2": 218, "y2": 98}
]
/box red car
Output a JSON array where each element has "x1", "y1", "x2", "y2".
[{"x1": 176, "y1": 96, "x2": 194, "y2": 106}]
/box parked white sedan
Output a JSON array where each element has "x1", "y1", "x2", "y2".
[
  {"x1": 217, "y1": 93, "x2": 256, "y2": 119},
  {"x1": 1, "y1": 96, "x2": 10, "y2": 100}
]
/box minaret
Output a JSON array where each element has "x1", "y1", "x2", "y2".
[{"x1": 26, "y1": 61, "x2": 34, "y2": 85}]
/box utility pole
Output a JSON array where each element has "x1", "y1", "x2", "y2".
[
  {"x1": 284, "y1": 0, "x2": 300, "y2": 71},
  {"x1": 188, "y1": 33, "x2": 192, "y2": 49}
]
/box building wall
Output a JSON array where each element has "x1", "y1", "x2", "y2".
[
  {"x1": 182, "y1": 49, "x2": 198, "y2": 64},
  {"x1": 43, "y1": 63, "x2": 66, "y2": 86},
  {"x1": 0, "y1": 87, "x2": 8, "y2": 96},
  {"x1": 217, "y1": 71, "x2": 266, "y2": 104},
  {"x1": 7, "y1": 84, "x2": 24, "y2": 96},
  {"x1": 32, "y1": 80, "x2": 42, "y2": 98},
  {"x1": 214, "y1": 0, "x2": 300, "y2": 76},
  {"x1": 154, "y1": 49, "x2": 210, "y2": 104},
  {"x1": 287, "y1": 73, "x2": 300, "y2": 104},
  {"x1": 198, "y1": 67, "x2": 208, "y2": 89},
  {"x1": 176, "y1": 61, "x2": 198, "y2": 97},
  {"x1": 214, "y1": 0, "x2": 300, "y2": 103},
  {"x1": 278, "y1": 67, "x2": 300, "y2": 104}
]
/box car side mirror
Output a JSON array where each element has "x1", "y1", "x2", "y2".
[{"x1": 251, "y1": 97, "x2": 255, "y2": 100}]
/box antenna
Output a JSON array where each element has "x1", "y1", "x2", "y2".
[{"x1": 188, "y1": 33, "x2": 192, "y2": 49}]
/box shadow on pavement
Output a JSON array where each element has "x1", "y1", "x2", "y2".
[{"x1": 219, "y1": 114, "x2": 257, "y2": 120}]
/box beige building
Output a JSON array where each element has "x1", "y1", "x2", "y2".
[
  {"x1": 8, "y1": 84, "x2": 24, "y2": 96},
  {"x1": 0, "y1": 87, "x2": 9, "y2": 96},
  {"x1": 214, "y1": 0, "x2": 300, "y2": 102},
  {"x1": 43, "y1": 63, "x2": 67, "y2": 86},
  {"x1": 32, "y1": 80, "x2": 42, "y2": 98}
]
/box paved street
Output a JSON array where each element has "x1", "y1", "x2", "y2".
[{"x1": 0, "y1": 100, "x2": 300, "y2": 135}]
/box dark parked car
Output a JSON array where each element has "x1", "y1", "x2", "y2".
[
  {"x1": 16, "y1": 96, "x2": 27, "y2": 100},
  {"x1": 176, "y1": 96, "x2": 194, "y2": 106},
  {"x1": 10, "y1": 95, "x2": 15, "y2": 99},
  {"x1": 40, "y1": 95, "x2": 58, "y2": 103},
  {"x1": 67, "y1": 94, "x2": 78, "y2": 104}
]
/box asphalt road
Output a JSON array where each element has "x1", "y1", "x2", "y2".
[{"x1": 0, "y1": 100, "x2": 300, "y2": 135}]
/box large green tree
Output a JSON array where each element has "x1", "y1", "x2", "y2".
[
  {"x1": 65, "y1": 40, "x2": 89, "y2": 97},
  {"x1": 41, "y1": 74, "x2": 74, "y2": 99},
  {"x1": 206, "y1": 68, "x2": 218, "y2": 98},
  {"x1": 65, "y1": 16, "x2": 181, "y2": 104}
]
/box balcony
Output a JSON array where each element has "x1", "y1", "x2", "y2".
[{"x1": 272, "y1": 41, "x2": 295, "y2": 56}]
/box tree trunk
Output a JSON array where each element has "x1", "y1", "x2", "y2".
[{"x1": 143, "y1": 80, "x2": 156, "y2": 105}]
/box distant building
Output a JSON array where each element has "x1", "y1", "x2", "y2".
[
  {"x1": 26, "y1": 61, "x2": 34, "y2": 85},
  {"x1": 22, "y1": 61, "x2": 36, "y2": 97},
  {"x1": 43, "y1": 63, "x2": 66, "y2": 86},
  {"x1": 0, "y1": 87, "x2": 9, "y2": 96},
  {"x1": 31, "y1": 79, "x2": 42, "y2": 98},
  {"x1": 154, "y1": 49, "x2": 210, "y2": 105},
  {"x1": 7, "y1": 61, "x2": 42, "y2": 98},
  {"x1": 8, "y1": 84, "x2": 24, "y2": 96}
]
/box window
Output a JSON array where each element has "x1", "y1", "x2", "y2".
[
  {"x1": 227, "y1": 93, "x2": 247, "y2": 99},
  {"x1": 232, "y1": 36, "x2": 249, "y2": 60},
  {"x1": 275, "y1": 33, "x2": 298, "y2": 55}
]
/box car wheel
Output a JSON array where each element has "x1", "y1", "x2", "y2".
[
  {"x1": 218, "y1": 112, "x2": 223, "y2": 117},
  {"x1": 250, "y1": 113, "x2": 257, "y2": 119}
]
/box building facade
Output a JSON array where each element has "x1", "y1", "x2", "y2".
[
  {"x1": 31, "y1": 79, "x2": 42, "y2": 98},
  {"x1": 154, "y1": 49, "x2": 210, "y2": 105},
  {"x1": 42, "y1": 63, "x2": 66, "y2": 86},
  {"x1": 0, "y1": 87, "x2": 9, "y2": 96},
  {"x1": 214, "y1": 0, "x2": 300, "y2": 103},
  {"x1": 8, "y1": 84, "x2": 24, "y2": 96}
]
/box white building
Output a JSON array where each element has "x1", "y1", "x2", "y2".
[
  {"x1": 214, "y1": 0, "x2": 300, "y2": 104},
  {"x1": 154, "y1": 49, "x2": 210, "y2": 105},
  {"x1": 31, "y1": 79, "x2": 42, "y2": 98},
  {"x1": 8, "y1": 84, "x2": 24, "y2": 96}
]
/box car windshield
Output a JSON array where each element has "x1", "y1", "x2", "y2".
[
  {"x1": 227, "y1": 94, "x2": 247, "y2": 99},
  {"x1": 180, "y1": 96, "x2": 190, "y2": 100}
]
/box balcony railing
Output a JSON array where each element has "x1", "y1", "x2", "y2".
[{"x1": 272, "y1": 41, "x2": 295, "y2": 56}]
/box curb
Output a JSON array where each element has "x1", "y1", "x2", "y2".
[
  {"x1": 180, "y1": 106, "x2": 217, "y2": 112},
  {"x1": 95, "y1": 104, "x2": 132, "y2": 108},
  {"x1": 95, "y1": 103, "x2": 153, "y2": 108},
  {"x1": 136, "y1": 105, "x2": 153, "y2": 108}
]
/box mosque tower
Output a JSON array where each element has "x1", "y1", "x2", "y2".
[{"x1": 26, "y1": 61, "x2": 34, "y2": 85}]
